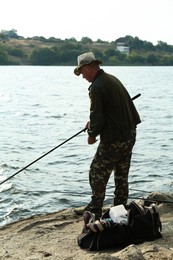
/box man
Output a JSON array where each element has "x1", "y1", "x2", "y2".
[{"x1": 74, "y1": 52, "x2": 141, "y2": 219}]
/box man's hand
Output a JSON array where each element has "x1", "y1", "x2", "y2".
[
  {"x1": 85, "y1": 121, "x2": 97, "y2": 144},
  {"x1": 85, "y1": 121, "x2": 90, "y2": 130},
  {"x1": 88, "y1": 136, "x2": 97, "y2": 145}
]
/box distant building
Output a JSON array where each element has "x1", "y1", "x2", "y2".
[{"x1": 116, "y1": 42, "x2": 130, "y2": 55}]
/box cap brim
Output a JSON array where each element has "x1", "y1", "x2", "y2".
[{"x1": 74, "y1": 67, "x2": 82, "y2": 76}]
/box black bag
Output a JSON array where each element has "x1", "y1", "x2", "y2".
[
  {"x1": 77, "y1": 201, "x2": 162, "y2": 251},
  {"x1": 128, "y1": 201, "x2": 162, "y2": 243},
  {"x1": 77, "y1": 222, "x2": 130, "y2": 251}
]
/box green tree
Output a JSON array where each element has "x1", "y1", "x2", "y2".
[
  {"x1": 160, "y1": 55, "x2": 173, "y2": 65},
  {"x1": 0, "y1": 29, "x2": 19, "y2": 39},
  {"x1": 156, "y1": 41, "x2": 173, "y2": 53},
  {"x1": 0, "y1": 49, "x2": 9, "y2": 64},
  {"x1": 81, "y1": 37, "x2": 92, "y2": 44},
  {"x1": 146, "y1": 54, "x2": 159, "y2": 65},
  {"x1": 30, "y1": 48, "x2": 57, "y2": 65},
  {"x1": 126, "y1": 53, "x2": 146, "y2": 65},
  {"x1": 8, "y1": 48, "x2": 25, "y2": 57},
  {"x1": 104, "y1": 48, "x2": 116, "y2": 58}
]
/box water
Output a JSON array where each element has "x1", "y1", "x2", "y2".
[{"x1": 0, "y1": 66, "x2": 172, "y2": 226}]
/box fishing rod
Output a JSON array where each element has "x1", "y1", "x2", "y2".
[
  {"x1": 0, "y1": 93, "x2": 141, "y2": 186},
  {"x1": 131, "y1": 93, "x2": 141, "y2": 100},
  {"x1": 0, "y1": 128, "x2": 87, "y2": 186}
]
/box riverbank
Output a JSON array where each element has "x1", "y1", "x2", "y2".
[{"x1": 0, "y1": 192, "x2": 173, "y2": 259}]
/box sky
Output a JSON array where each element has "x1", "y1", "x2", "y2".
[{"x1": 0, "y1": 0, "x2": 172, "y2": 45}]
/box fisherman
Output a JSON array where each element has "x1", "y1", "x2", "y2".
[{"x1": 73, "y1": 52, "x2": 141, "y2": 219}]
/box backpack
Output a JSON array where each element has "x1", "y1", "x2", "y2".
[{"x1": 77, "y1": 201, "x2": 162, "y2": 251}]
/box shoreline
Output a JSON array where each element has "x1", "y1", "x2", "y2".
[{"x1": 0, "y1": 192, "x2": 173, "y2": 259}]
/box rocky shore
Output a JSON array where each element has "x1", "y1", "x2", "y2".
[{"x1": 0, "y1": 192, "x2": 173, "y2": 260}]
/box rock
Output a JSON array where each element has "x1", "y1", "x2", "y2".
[
  {"x1": 141, "y1": 244, "x2": 173, "y2": 260},
  {"x1": 111, "y1": 244, "x2": 145, "y2": 259},
  {"x1": 0, "y1": 192, "x2": 172, "y2": 259}
]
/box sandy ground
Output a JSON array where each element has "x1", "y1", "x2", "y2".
[{"x1": 0, "y1": 194, "x2": 173, "y2": 259}]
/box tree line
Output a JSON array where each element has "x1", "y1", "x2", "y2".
[{"x1": 0, "y1": 30, "x2": 173, "y2": 65}]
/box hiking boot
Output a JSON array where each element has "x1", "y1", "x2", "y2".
[
  {"x1": 74, "y1": 206, "x2": 102, "y2": 220},
  {"x1": 74, "y1": 207, "x2": 87, "y2": 216}
]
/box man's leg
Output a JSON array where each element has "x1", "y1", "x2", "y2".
[
  {"x1": 113, "y1": 131, "x2": 136, "y2": 206},
  {"x1": 74, "y1": 142, "x2": 112, "y2": 219},
  {"x1": 88, "y1": 148, "x2": 112, "y2": 218},
  {"x1": 113, "y1": 152, "x2": 132, "y2": 206}
]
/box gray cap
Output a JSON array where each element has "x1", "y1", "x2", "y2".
[{"x1": 74, "y1": 52, "x2": 102, "y2": 76}]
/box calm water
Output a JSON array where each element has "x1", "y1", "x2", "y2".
[{"x1": 0, "y1": 66, "x2": 172, "y2": 226}]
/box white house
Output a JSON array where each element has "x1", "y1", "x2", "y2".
[{"x1": 116, "y1": 43, "x2": 130, "y2": 55}]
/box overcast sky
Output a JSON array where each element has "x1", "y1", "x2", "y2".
[{"x1": 0, "y1": 0, "x2": 172, "y2": 45}]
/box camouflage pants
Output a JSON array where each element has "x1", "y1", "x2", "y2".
[{"x1": 88, "y1": 129, "x2": 136, "y2": 210}]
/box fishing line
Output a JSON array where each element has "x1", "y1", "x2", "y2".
[
  {"x1": 128, "y1": 196, "x2": 173, "y2": 204},
  {"x1": 57, "y1": 190, "x2": 173, "y2": 204},
  {"x1": 129, "y1": 188, "x2": 150, "y2": 194}
]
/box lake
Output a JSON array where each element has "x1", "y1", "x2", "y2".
[{"x1": 0, "y1": 66, "x2": 172, "y2": 226}]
